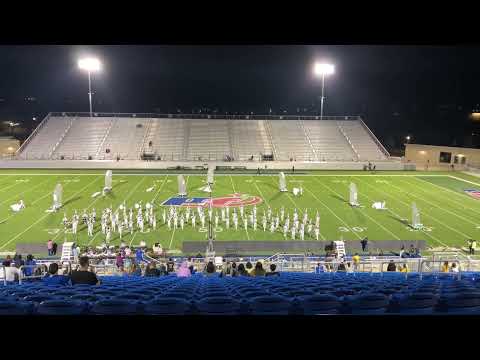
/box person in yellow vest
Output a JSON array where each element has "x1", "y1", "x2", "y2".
[
  {"x1": 400, "y1": 263, "x2": 409, "y2": 273},
  {"x1": 441, "y1": 261, "x2": 449, "y2": 273},
  {"x1": 352, "y1": 253, "x2": 361, "y2": 271}
]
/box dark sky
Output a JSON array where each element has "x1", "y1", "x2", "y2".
[{"x1": 1, "y1": 45, "x2": 480, "y2": 151}]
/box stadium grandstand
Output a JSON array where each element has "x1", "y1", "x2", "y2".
[
  {"x1": 16, "y1": 113, "x2": 389, "y2": 163},
  {"x1": 2, "y1": 45, "x2": 480, "y2": 318}
]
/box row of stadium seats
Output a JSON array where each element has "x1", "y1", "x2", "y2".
[
  {"x1": 18, "y1": 116, "x2": 388, "y2": 162},
  {"x1": 1, "y1": 272, "x2": 480, "y2": 315}
]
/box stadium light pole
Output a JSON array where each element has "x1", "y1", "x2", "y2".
[
  {"x1": 78, "y1": 58, "x2": 101, "y2": 116},
  {"x1": 314, "y1": 63, "x2": 335, "y2": 120}
]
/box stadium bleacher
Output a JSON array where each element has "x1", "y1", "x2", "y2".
[
  {"x1": 17, "y1": 114, "x2": 390, "y2": 162},
  {"x1": 1, "y1": 272, "x2": 480, "y2": 315}
]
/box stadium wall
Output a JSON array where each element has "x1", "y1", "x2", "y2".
[
  {"x1": 405, "y1": 143, "x2": 478, "y2": 170},
  {"x1": 0, "y1": 159, "x2": 407, "y2": 170},
  {"x1": 0, "y1": 137, "x2": 20, "y2": 158}
]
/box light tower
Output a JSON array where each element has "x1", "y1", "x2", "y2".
[
  {"x1": 314, "y1": 62, "x2": 335, "y2": 120},
  {"x1": 78, "y1": 57, "x2": 101, "y2": 116}
]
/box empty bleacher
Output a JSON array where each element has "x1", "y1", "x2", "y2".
[
  {"x1": 303, "y1": 120, "x2": 357, "y2": 161},
  {"x1": 338, "y1": 120, "x2": 388, "y2": 161},
  {"x1": 18, "y1": 116, "x2": 73, "y2": 160},
  {"x1": 18, "y1": 114, "x2": 390, "y2": 162},
  {"x1": 1, "y1": 272, "x2": 480, "y2": 315},
  {"x1": 143, "y1": 118, "x2": 187, "y2": 161},
  {"x1": 268, "y1": 120, "x2": 315, "y2": 161},
  {"x1": 52, "y1": 117, "x2": 113, "y2": 160}
]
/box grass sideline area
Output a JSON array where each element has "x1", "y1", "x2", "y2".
[{"x1": 0, "y1": 169, "x2": 479, "y2": 253}]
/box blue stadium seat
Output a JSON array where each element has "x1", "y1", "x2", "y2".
[
  {"x1": 0, "y1": 301, "x2": 34, "y2": 315},
  {"x1": 37, "y1": 300, "x2": 89, "y2": 315},
  {"x1": 392, "y1": 292, "x2": 438, "y2": 314},
  {"x1": 91, "y1": 299, "x2": 141, "y2": 315},
  {"x1": 297, "y1": 294, "x2": 342, "y2": 315},
  {"x1": 249, "y1": 295, "x2": 292, "y2": 315},
  {"x1": 195, "y1": 296, "x2": 241, "y2": 315},
  {"x1": 347, "y1": 293, "x2": 390, "y2": 314},
  {"x1": 143, "y1": 298, "x2": 191, "y2": 315}
]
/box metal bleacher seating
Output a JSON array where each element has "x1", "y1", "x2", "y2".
[
  {"x1": 1, "y1": 272, "x2": 480, "y2": 315},
  {"x1": 17, "y1": 114, "x2": 391, "y2": 162}
]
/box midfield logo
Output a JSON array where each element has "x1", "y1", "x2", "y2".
[
  {"x1": 161, "y1": 193, "x2": 262, "y2": 208},
  {"x1": 464, "y1": 189, "x2": 480, "y2": 199}
]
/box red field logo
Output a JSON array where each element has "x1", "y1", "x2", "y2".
[{"x1": 162, "y1": 193, "x2": 263, "y2": 208}]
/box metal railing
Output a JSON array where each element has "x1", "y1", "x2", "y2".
[
  {"x1": 15, "y1": 113, "x2": 51, "y2": 157},
  {"x1": 48, "y1": 112, "x2": 363, "y2": 121}
]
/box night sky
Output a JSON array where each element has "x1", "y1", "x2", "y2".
[{"x1": 1, "y1": 45, "x2": 480, "y2": 153}]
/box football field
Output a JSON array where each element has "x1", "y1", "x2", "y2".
[{"x1": 1, "y1": 169, "x2": 480, "y2": 253}]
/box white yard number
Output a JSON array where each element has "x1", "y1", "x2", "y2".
[
  {"x1": 339, "y1": 226, "x2": 366, "y2": 232},
  {"x1": 332, "y1": 180, "x2": 347, "y2": 184},
  {"x1": 375, "y1": 180, "x2": 389, "y2": 184}
]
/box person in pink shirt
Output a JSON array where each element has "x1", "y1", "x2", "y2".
[
  {"x1": 176, "y1": 261, "x2": 191, "y2": 277},
  {"x1": 47, "y1": 239, "x2": 53, "y2": 256}
]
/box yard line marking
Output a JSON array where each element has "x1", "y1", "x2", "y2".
[
  {"x1": 229, "y1": 175, "x2": 236, "y2": 193},
  {"x1": 0, "y1": 176, "x2": 101, "y2": 250},
  {"x1": 88, "y1": 230, "x2": 101, "y2": 246},
  {"x1": 129, "y1": 231, "x2": 138, "y2": 247},
  {"x1": 450, "y1": 175, "x2": 480, "y2": 187},
  {"x1": 152, "y1": 175, "x2": 169, "y2": 203},
  {"x1": 401, "y1": 180, "x2": 478, "y2": 222},
  {"x1": 355, "y1": 177, "x2": 450, "y2": 247},
  {"x1": 168, "y1": 228, "x2": 176, "y2": 249},
  {"x1": 0, "y1": 177, "x2": 50, "y2": 205},
  {"x1": 387, "y1": 180, "x2": 477, "y2": 236},
  {"x1": 0, "y1": 178, "x2": 31, "y2": 193},
  {"x1": 321, "y1": 180, "x2": 401, "y2": 240},
  {"x1": 412, "y1": 177, "x2": 480, "y2": 216},
  {"x1": 303, "y1": 178, "x2": 362, "y2": 240}
]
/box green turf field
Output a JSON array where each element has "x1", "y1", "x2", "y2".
[{"x1": 1, "y1": 169, "x2": 480, "y2": 252}]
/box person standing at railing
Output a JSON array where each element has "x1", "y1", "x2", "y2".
[
  {"x1": 352, "y1": 253, "x2": 361, "y2": 272},
  {"x1": 23, "y1": 254, "x2": 36, "y2": 277},
  {"x1": 3, "y1": 262, "x2": 22, "y2": 283}
]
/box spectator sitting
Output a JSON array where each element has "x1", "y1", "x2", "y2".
[
  {"x1": 115, "y1": 252, "x2": 124, "y2": 271},
  {"x1": 245, "y1": 261, "x2": 253, "y2": 275},
  {"x1": 42, "y1": 263, "x2": 70, "y2": 286},
  {"x1": 13, "y1": 254, "x2": 24, "y2": 268},
  {"x1": 237, "y1": 263, "x2": 249, "y2": 276},
  {"x1": 176, "y1": 261, "x2": 191, "y2": 277},
  {"x1": 251, "y1": 261, "x2": 266, "y2": 277},
  {"x1": 2, "y1": 255, "x2": 12, "y2": 267},
  {"x1": 204, "y1": 261, "x2": 217, "y2": 276},
  {"x1": 315, "y1": 263, "x2": 325, "y2": 273},
  {"x1": 266, "y1": 263, "x2": 280, "y2": 276},
  {"x1": 145, "y1": 262, "x2": 161, "y2": 277},
  {"x1": 220, "y1": 260, "x2": 232, "y2": 277},
  {"x1": 24, "y1": 254, "x2": 36, "y2": 277},
  {"x1": 441, "y1": 261, "x2": 449, "y2": 273},
  {"x1": 3, "y1": 262, "x2": 22, "y2": 283},
  {"x1": 129, "y1": 262, "x2": 142, "y2": 276},
  {"x1": 387, "y1": 260, "x2": 397, "y2": 272},
  {"x1": 70, "y1": 256, "x2": 101, "y2": 285},
  {"x1": 400, "y1": 264, "x2": 409, "y2": 273},
  {"x1": 450, "y1": 263, "x2": 459, "y2": 273},
  {"x1": 166, "y1": 258, "x2": 175, "y2": 273},
  {"x1": 337, "y1": 259, "x2": 347, "y2": 272},
  {"x1": 230, "y1": 262, "x2": 238, "y2": 277},
  {"x1": 135, "y1": 247, "x2": 144, "y2": 263},
  {"x1": 188, "y1": 264, "x2": 196, "y2": 275}
]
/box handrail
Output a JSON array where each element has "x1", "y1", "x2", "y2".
[
  {"x1": 358, "y1": 117, "x2": 390, "y2": 158},
  {"x1": 15, "y1": 113, "x2": 51, "y2": 157},
  {"x1": 48, "y1": 112, "x2": 363, "y2": 121},
  {"x1": 419, "y1": 259, "x2": 463, "y2": 280}
]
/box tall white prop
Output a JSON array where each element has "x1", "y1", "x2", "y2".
[
  {"x1": 103, "y1": 170, "x2": 112, "y2": 195},
  {"x1": 279, "y1": 172, "x2": 288, "y2": 192},
  {"x1": 349, "y1": 182, "x2": 360, "y2": 207},
  {"x1": 207, "y1": 166, "x2": 215, "y2": 185},
  {"x1": 53, "y1": 183, "x2": 63, "y2": 210},
  {"x1": 411, "y1": 202, "x2": 423, "y2": 230},
  {"x1": 178, "y1": 175, "x2": 187, "y2": 197}
]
